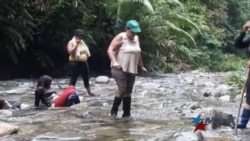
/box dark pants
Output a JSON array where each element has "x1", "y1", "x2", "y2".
[
  {"x1": 111, "y1": 68, "x2": 136, "y2": 97},
  {"x1": 66, "y1": 93, "x2": 80, "y2": 107},
  {"x1": 69, "y1": 61, "x2": 90, "y2": 88},
  {"x1": 247, "y1": 78, "x2": 250, "y2": 105}
]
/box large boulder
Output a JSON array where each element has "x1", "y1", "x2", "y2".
[{"x1": 0, "y1": 121, "x2": 19, "y2": 137}]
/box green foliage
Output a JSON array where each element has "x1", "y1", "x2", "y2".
[
  {"x1": 224, "y1": 66, "x2": 247, "y2": 89},
  {"x1": 0, "y1": 0, "x2": 35, "y2": 63},
  {"x1": 0, "y1": 0, "x2": 249, "y2": 78},
  {"x1": 210, "y1": 54, "x2": 245, "y2": 72}
]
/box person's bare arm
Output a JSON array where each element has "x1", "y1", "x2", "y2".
[
  {"x1": 107, "y1": 34, "x2": 123, "y2": 66},
  {"x1": 137, "y1": 36, "x2": 147, "y2": 73},
  {"x1": 138, "y1": 55, "x2": 144, "y2": 68},
  {"x1": 67, "y1": 41, "x2": 77, "y2": 55}
]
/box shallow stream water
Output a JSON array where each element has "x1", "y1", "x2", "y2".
[{"x1": 0, "y1": 71, "x2": 250, "y2": 141}]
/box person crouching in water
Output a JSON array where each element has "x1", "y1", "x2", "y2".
[
  {"x1": 235, "y1": 21, "x2": 250, "y2": 128},
  {"x1": 34, "y1": 75, "x2": 57, "y2": 108},
  {"x1": 54, "y1": 85, "x2": 80, "y2": 107}
]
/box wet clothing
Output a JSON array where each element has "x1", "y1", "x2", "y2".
[
  {"x1": 54, "y1": 86, "x2": 80, "y2": 107},
  {"x1": 111, "y1": 68, "x2": 135, "y2": 97},
  {"x1": 0, "y1": 100, "x2": 22, "y2": 110},
  {"x1": 66, "y1": 92, "x2": 80, "y2": 107},
  {"x1": 68, "y1": 37, "x2": 91, "y2": 88},
  {"x1": 34, "y1": 87, "x2": 56, "y2": 107}
]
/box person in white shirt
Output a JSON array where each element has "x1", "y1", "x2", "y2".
[{"x1": 107, "y1": 20, "x2": 147, "y2": 120}]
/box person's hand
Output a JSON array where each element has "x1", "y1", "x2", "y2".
[
  {"x1": 75, "y1": 36, "x2": 81, "y2": 44},
  {"x1": 140, "y1": 66, "x2": 148, "y2": 74},
  {"x1": 247, "y1": 60, "x2": 250, "y2": 68},
  {"x1": 112, "y1": 61, "x2": 121, "y2": 69}
]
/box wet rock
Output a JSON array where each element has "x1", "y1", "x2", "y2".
[
  {"x1": 183, "y1": 77, "x2": 194, "y2": 84},
  {"x1": 141, "y1": 82, "x2": 161, "y2": 89},
  {"x1": 95, "y1": 76, "x2": 109, "y2": 83},
  {"x1": 82, "y1": 111, "x2": 95, "y2": 119},
  {"x1": 200, "y1": 107, "x2": 235, "y2": 129},
  {"x1": 218, "y1": 95, "x2": 231, "y2": 102},
  {"x1": 0, "y1": 121, "x2": 19, "y2": 137},
  {"x1": 190, "y1": 104, "x2": 201, "y2": 110},
  {"x1": 203, "y1": 82, "x2": 214, "y2": 87},
  {"x1": 203, "y1": 92, "x2": 211, "y2": 97},
  {"x1": 214, "y1": 84, "x2": 231, "y2": 97}
]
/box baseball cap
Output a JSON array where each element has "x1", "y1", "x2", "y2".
[
  {"x1": 74, "y1": 29, "x2": 84, "y2": 36},
  {"x1": 126, "y1": 20, "x2": 141, "y2": 33}
]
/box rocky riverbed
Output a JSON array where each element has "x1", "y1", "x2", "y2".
[{"x1": 0, "y1": 71, "x2": 250, "y2": 141}]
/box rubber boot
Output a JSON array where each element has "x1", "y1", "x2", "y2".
[
  {"x1": 122, "y1": 97, "x2": 131, "y2": 120},
  {"x1": 110, "y1": 97, "x2": 122, "y2": 119},
  {"x1": 237, "y1": 108, "x2": 250, "y2": 128}
]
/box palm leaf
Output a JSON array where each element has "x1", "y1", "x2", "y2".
[
  {"x1": 167, "y1": 14, "x2": 201, "y2": 35},
  {"x1": 150, "y1": 21, "x2": 197, "y2": 47},
  {"x1": 118, "y1": 0, "x2": 154, "y2": 12}
]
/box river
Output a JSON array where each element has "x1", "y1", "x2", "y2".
[{"x1": 0, "y1": 71, "x2": 250, "y2": 141}]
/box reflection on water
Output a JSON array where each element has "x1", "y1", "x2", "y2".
[{"x1": 0, "y1": 72, "x2": 248, "y2": 140}]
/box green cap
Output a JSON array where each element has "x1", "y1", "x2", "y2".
[{"x1": 126, "y1": 20, "x2": 141, "y2": 33}]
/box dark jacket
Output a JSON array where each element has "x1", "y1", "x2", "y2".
[
  {"x1": 34, "y1": 87, "x2": 56, "y2": 107},
  {"x1": 235, "y1": 32, "x2": 250, "y2": 57}
]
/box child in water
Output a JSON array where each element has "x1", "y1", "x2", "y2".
[
  {"x1": 34, "y1": 75, "x2": 57, "y2": 107},
  {"x1": 34, "y1": 75, "x2": 80, "y2": 108}
]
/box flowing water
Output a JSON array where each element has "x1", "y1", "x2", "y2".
[{"x1": 0, "y1": 71, "x2": 250, "y2": 141}]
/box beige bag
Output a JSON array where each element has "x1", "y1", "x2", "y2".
[{"x1": 0, "y1": 121, "x2": 19, "y2": 137}]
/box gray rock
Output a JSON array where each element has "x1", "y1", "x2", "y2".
[{"x1": 95, "y1": 76, "x2": 109, "y2": 83}]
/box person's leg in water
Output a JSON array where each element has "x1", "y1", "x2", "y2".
[
  {"x1": 110, "y1": 68, "x2": 127, "y2": 119},
  {"x1": 69, "y1": 61, "x2": 80, "y2": 86},
  {"x1": 0, "y1": 100, "x2": 5, "y2": 109},
  {"x1": 66, "y1": 92, "x2": 80, "y2": 107},
  {"x1": 8, "y1": 101, "x2": 22, "y2": 109},
  {"x1": 122, "y1": 73, "x2": 135, "y2": 120},
  {"x1": 81, "y1": 62, "x2": 94, "y2": 96},
  {"x1": 237, "y1": 76, "x2": 250, "y2": 128}
]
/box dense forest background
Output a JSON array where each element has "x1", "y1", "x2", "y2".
[{"x1": 1, "y1": 0, "x2": 250, "y2": 80}]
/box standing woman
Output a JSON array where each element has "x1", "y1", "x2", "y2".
[
  {"x1": 107, "y1": 20, "x2": 147, "y2": 119},
  {"x1": 67, "y1": 29, "x2": 94, "y2": 96}
]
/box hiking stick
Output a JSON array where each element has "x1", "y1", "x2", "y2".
[{"x1": 235, "y1": 68, "x2": 250, "y2": 134}]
